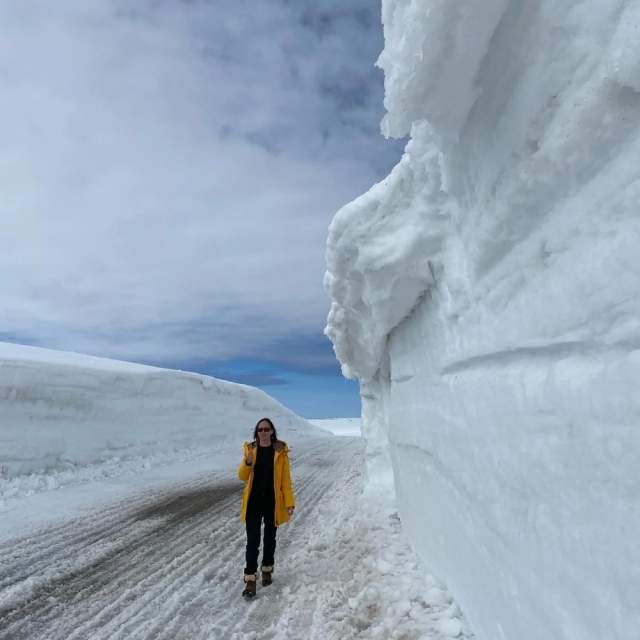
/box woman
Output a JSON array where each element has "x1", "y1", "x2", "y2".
[{"x1": 238, "y1": 417, "x2": 295, "y2": 598}]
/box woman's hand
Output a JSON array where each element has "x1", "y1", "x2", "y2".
[
  {"x1": 287, "y1": 507, "x2": 295, "y2": 516},
  {"x1": 245, "y1": 448, "x2": 255, "y2": 465}
]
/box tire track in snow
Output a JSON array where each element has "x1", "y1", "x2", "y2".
[
  {"x1": 0, "y1": 481, "x2": 242, "y2": 638},
  {"x1": 0, "y1": 438, "x2": 358, "y2": 640},
  {"x1": 63, "y1": 489, "x2": 245, "y2": 640},
  {"x1": 0, "y1": 472, "x2": 234, "y2": 603},
  {"x1": 0, "y1": 470, "x2": 231, "y2": 589},
  {"x1": 56, "y1": 483, "x2": 244, "y2": 640}
]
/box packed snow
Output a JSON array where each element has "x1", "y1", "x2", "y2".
[{"x1": 325, "y1": 2, "x2": 640, "y2": 640}]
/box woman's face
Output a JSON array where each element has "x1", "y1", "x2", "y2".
[{"x1": 257, "y1": 421, "x2": 273, "y2": 445}]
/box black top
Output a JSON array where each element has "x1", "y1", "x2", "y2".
[{"x1": 249, "y1": 444, "x2": 275, "y2": 509}]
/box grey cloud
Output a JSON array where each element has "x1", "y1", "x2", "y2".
[{"x1": 0, "y1": 0, "x2": 403, "y2": 365}]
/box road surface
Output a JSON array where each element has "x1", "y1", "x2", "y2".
[{"x1": 0, "y1": 438, "x2": 362, "y2": 640}]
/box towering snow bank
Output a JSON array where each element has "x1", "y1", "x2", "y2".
[
  {"x1": 326, "y1": 2, "x2": 640, "y2": 639},
  {"x1": 0, "y1": 342, "x2": 318, "y2": 479}
]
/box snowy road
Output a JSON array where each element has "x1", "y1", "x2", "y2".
[{"x1": 0, "y1": 437, "x2": 470, "y2": 640}]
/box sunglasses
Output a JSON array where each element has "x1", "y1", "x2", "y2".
[{"x1": 257, "y1": 427, "x2": 271, "y2": 432}]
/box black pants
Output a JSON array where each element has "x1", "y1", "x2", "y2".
[{"x1": 244, "y1": 502, "x2": 277, "y2": 575}]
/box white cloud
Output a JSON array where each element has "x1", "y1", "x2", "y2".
[{"x1": 0, "y1": 0, "x2": 400, "y2": 363}]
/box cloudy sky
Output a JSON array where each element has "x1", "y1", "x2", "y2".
[{"x1": 0, "y1": 0, "x2": 403, "y2": 418}]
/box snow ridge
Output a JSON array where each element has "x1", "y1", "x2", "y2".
[{"x1": 0, "y1": 342, "x2": 317, "y2": 485}]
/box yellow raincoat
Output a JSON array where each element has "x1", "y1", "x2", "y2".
[{"x1": 238, "y1": 440, "x2": 295, "y2": 526}]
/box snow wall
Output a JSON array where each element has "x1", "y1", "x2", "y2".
[
  {"x1": 0, "y1": 342, "x2": 318, "y2": 478},
  {"x1": 325, "y1": 2, "x2": 640, "y2": 639}
]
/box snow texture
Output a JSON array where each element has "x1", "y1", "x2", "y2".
[
  {"x1": 1, "y1": 438, "x2": 472, "y2": 639},
  {"x1": 325, "y1": 2, "x2": 640, "y2": 639},
  {"x1": 0, "y1": 341, "x2": 320, "y2": 501}
]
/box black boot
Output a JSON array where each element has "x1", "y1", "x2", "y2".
[
  {"x1": 242, "y1": 573, "x2": 257, "y2": 598},
  {"x1": 261, "y1": 565, "x2": 273, "y2": 587}
]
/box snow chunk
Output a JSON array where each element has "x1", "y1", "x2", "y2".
[
  {"x1": 607, "y1": 2, "x2": 640, "y2": 92},
  {"x1": 378, "y1": 0, "x2": 510, "y2": 140},
  {"x1": 325, "y1": 122, "x2": 451, "y2": 382}
]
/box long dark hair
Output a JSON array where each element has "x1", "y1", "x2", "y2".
[{"x1": 253, "y1": 417, "x2": 277, "y2": 443}]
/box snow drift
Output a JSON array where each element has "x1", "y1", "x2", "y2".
[
  {"x1": 326, "y1": 2, "x2": 640, "y2": 639},
  {"x1": 0, "y1": 342, "x2": 317, "y2": 482}
]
